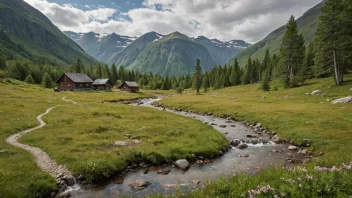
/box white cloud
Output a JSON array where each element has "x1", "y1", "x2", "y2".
[{"x1": 24, "y1": 0, "x2": 322, "y2": 43}]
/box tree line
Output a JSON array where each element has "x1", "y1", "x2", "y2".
[{"x1": 0, "y1": 0, "x2": 350, "y2": 91}]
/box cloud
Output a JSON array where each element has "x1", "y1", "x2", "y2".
[{"x1": 24, "y1": 0, "x2": 322, "y2": 43}]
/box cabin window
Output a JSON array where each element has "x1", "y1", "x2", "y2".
[
  {"x1": 68, "y1": 84, "x2": 70, "y2": 87},
  {"x1": 86, "y1": 84, "x2": 89, "y2": 87},
  {"x1": 80, "y1": 84, "x2": 82, "y2": 87}
]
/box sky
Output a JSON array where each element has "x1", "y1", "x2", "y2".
[{"x1": 24, "y1": 0, "x2": 322, "y2": 43}]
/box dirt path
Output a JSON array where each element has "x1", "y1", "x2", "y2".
[
  {"x1": 62, "y1": 96, "x2": 76, "y2": 104},
  {"x1": 6, "y1": 107, "x2": 71, "y2": 178}
]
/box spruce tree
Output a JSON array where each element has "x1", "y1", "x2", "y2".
[
  {"x1": 261, "y1": 68, "x2": 270, "y2": 91},
  {"x1": 315, "y1": 0, "x2": 350, "y2": 85},
  {"x1": 192, "y1": 58, "x2": 202, "y2": 95},
  {"x1": 97, "y1": 64, "x2": 103, "y2": 78},
  {"x1": 74, "y1": 58, "x2": 84, "y2": 73},
  {"x1": 0, "y1": 52, "x2": 6, "y2": 70},
  {"x1": 111, "y1": 64, "x2": 118, "y2": 84},
  {"x1": 41, "y1": 72, "x2": 53, "y2": 88},
  {"x1": 118, "y1": 66, "x2": 125, "y2": 82},
  {"x1": 279, "y1": 16, "x2": 305, "y2": 87},
  {"x1": 202, "y1": 72, "x2": 210, "y2": 93},
  {"x1": 24, "y1": 74, "x2": 35, "y2": 84}
]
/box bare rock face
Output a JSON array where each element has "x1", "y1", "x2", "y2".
[
  {"x1": 174, "y1": 159, "x2": 190, "y2": 170},
  {"x1": 129, "y1": 180, "x2": 151, "y2": 191},
  {"x1": 330, "y1": 96, "x2": 352, "y2": 104},
  {"x1": 311, "y1": 90, "x2": 324, "y2": 95}
]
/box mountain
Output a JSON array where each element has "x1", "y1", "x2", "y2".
[
  {"x1": 193, "y1": 36, "x2": 251, "y2": 66},
  {"x1": 118, "y1": 32, "x2": 217, "y2": 76},
  {"x1": 230, "y1": 1, "x2": 324, "y2": 66},
  {"x1": 0, "y1": 0, "x2": 97, "y2": 66},
  {"x1": 64, "y1": 31, "x2": 136, "y2": 63}
]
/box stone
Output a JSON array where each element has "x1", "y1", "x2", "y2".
[
  {"x1": 218, "y1": 151, "x2": 224, "y2": 155},
  {"x1": 240, "y1": 154, "x2": 249, "y2": 157},
  {"x1": 283, "y1": 95, "x2": 291, "y2": 99},
  {"x1": 261, "y1": 96, "x2": 266, "y2": 99},
  {"x1": 251, "y1": 139, "x2": 258, "y2": 145},
  {"x1": 157, "y1": 169, "x2": 171, "y2": 175},
  {"x1": 113, "y1": 176, "x2": 124, "y2": 184},
  {"x1": 298, "y1": 149, "x2": 308, "y2": 155},
  {"x1": 305, "y1": 93, "x2": 311, "y2": 96},
  {"x1": 231, "y1": 125, "x2": 236, "y2": 127},
  {"x1": 192, "y1": 180, "x2": 201, "y2": 185},
  {"x1": 219, "y1": 125, "x2": 226, "y2": 128},
  {"x1": 77, "y1": 175, "x2": 86, "y2": 181},
  {"x1": 255, "y1": 123, "x2": 262, "y2": 128},
  {"x1": 164, "y1": 184, "x2": 178, "y2": 188},
  {"x1": 174, "y1": 159, "x2": 190, "y2": 170},
  {"x1": 272, "y1": 136, "x2": 283, "y2": 144},
  {"x1": 236, "y1": 143, "x2": 248, "y2": 149},
  {"x1": 288, "y1": 145, "x2": 298, "y2": 151},
  {"x1": 211, "y1": 123, "x2": 217, "y2": 126},
  {"x1": 57, "y1": 191, "x2": 71, "y2": 198},
  {"x1": 247, "y1": 135, "x2": 258, "y2": 138},
  {"x1": 311, "y1": 90, "x2": 324, "y2": 95},
  {"x1": 143, "y1": 169, "x2": 149, "y2": 174},
  {"x1": 50, "y1": 192, "x2": 56, "y2": 197},
  {"x1": 114, "y1": 141, "x2": 130, "y2": 146},
  {"x1": 231, "y1": 139, "x2": 241, "y2": 147},
  {"x1": 66, "y1": 175, "x2": 75, "y2": 186},
  {"x1": 330, "y1": 96, "x2": 352, "y2": 104},
  {"x1": 129, "y1": 180, "x2": 151, "y2": 191}
]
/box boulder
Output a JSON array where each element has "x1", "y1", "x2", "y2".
[
  {"x1": 157, "y1": 169, "x2": 171, "y2": 175},
  {"x1": 330, "y1": 96, "x2": 352, "y2": 104},
  {"x1": 236, "y1": 143, "x2": 248, "y2": 149},
  {"x1": 311, "y1": 90, "x2": 324, "y2": 95},
  {"x1": 298, "y1": 149, "x2": 308, "y2": 155},
  {"x1": 129, "y1": 180, "x2": 151, "y2": 191},
  {"x1": 219, "y1": 125, "x2": 226, "y2": 128},
  {"x1": 174, "y1": 159, "x2": 190, "y2": 170},
  {"x1": 251, "y1": 139, "x2": 258, "y2": 145},
  {"x1": 66, "y1": 176, "x2": 75, "y2": 186},
  {"x1": 231, "y1": 139, "x2": 241, "y2": 147},
  {"x1": 288, "y1": 145, "x2": 298, "y2": 151}
]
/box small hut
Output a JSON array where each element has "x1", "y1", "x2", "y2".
[
  {"x1": 118, "y1": 81, "x2": 139, "y2": 92},
  {"x1": 92, "y1": 79, "x2": 113, "y2": 90},
  {"x1": 55, "y1": 73, "x2": 93, "y2": 91}
]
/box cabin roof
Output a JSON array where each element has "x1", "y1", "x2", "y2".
[
  {"x1": 56, "y1": 73, "x2": 93, "y2": 83},
  {"x1": 123, "y1": 81, "x2": 139, "y2": 88},
  {"x1": 92, "y1": 79, "x2": 112, "y2": 85}
]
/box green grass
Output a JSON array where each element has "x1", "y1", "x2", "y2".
[
  {"x1": 0, "y1": 79, "x2": 228, "y2": 197},
  {"x1": 153, "y1": 74, "x2": 352, "y2": 197}
]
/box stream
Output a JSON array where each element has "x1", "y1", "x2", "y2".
[{"x1": 69, "y1": 98, "x2": 305, "y2": 197}]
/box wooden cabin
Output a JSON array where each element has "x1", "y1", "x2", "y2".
[
  {"x1": 118, "y1": 81, "x2": 139, "y2": 92},
  {"x1": 92, "y1": 79, "x2": 113, "y2": 90},
  {"x1": 55, "y1": 73, "x2": 93, "y2": 91}
]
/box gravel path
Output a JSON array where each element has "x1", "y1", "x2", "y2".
[
  {"x1": 6, "y1": 107, "x2": 72, "y2": 178},
  {"x1": 62, "y1": 96, "x2": 77, "y2": 104}
]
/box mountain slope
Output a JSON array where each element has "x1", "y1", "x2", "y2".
[
  {"x1": 230, "y1": 1, "x2": 324, "y2": 66},
  {"x1": 125, "y1": 32, "x2": 217, "y2": 76},
  {"x1": 194, "y1": 36, "x2": 250, "y2": 65},
  {"x1": 64, "y1": 31, "x2": 136, "y2": 63},
  {"x1": 0, "y1": 0, "x2": 97, "y2": 66}
]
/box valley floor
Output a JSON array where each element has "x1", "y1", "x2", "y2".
[
  {"x1": 1, "y1": 73, "x2": 351, "y2": 197},
  {"x1": 0, "y1": 79, "x2": 227, "y2": 198},
  {"x1": 153, "y1": 73, "x2": 352, "y2": 197}
]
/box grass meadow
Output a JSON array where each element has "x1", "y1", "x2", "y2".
[
  {"x1": 153, "y1": 73, "x2": 352, "y2": 197},
  {"x1": 0, "y1": 79, "x2": 227, "y2": 197}
]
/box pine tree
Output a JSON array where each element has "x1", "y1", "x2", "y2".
[
  {"x1": 24, "y1": 74, "x2": 35, "y2": 84},
  {"x1": 279, "y1": 16, "x2": 305, "y2": 87},
  {"x1": 74, "y1": 58, "x2": 84, "y2": 73},
  {"x1": 110, "y1": 64, "x2": 118, "y2": 84},
  {"x1": 192, "y1": 58, "x2": 202, "y2": 95},
  {"x1": 303, "y1": 42, "x2": 315, "y2": 80},
  {"x1": 261, "y1": 68, "x2": 270, "y2": 91},
  {"x1": 41, "y1": 72, "x2": 53, "y2": 88},
  {"x1": 97, "y1": 64, "x2": 103, "y2": 78},
  {"x1": 118, "y1": 66, "x2": 125, "y2": 82},
  {"x1": 315, "y1": 0, "x2": 350, "y2": 85},
  {"x1": 202, "y1": 72, "x2": 210, "y2": 92}
]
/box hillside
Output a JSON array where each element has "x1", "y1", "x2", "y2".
[
  {"x1": 125, "y1": 32, "x2": 216, "y2": 76},
  {"x1": 194, "y1": 36, "x2": 250, "y2": 66},
  {"x1": 230, "y1": 1, "x2": 324, "y2": 66},
  {"x1": 0, "y1": 0, "x2": 97, "y2": 66},
  {"x1": 64, "y1": 31, "x2": 136, "y2": 63}
]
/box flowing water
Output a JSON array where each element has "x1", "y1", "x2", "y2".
[{"x1": 70, "y1": 98, "x2": 302, "y2": 197}]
